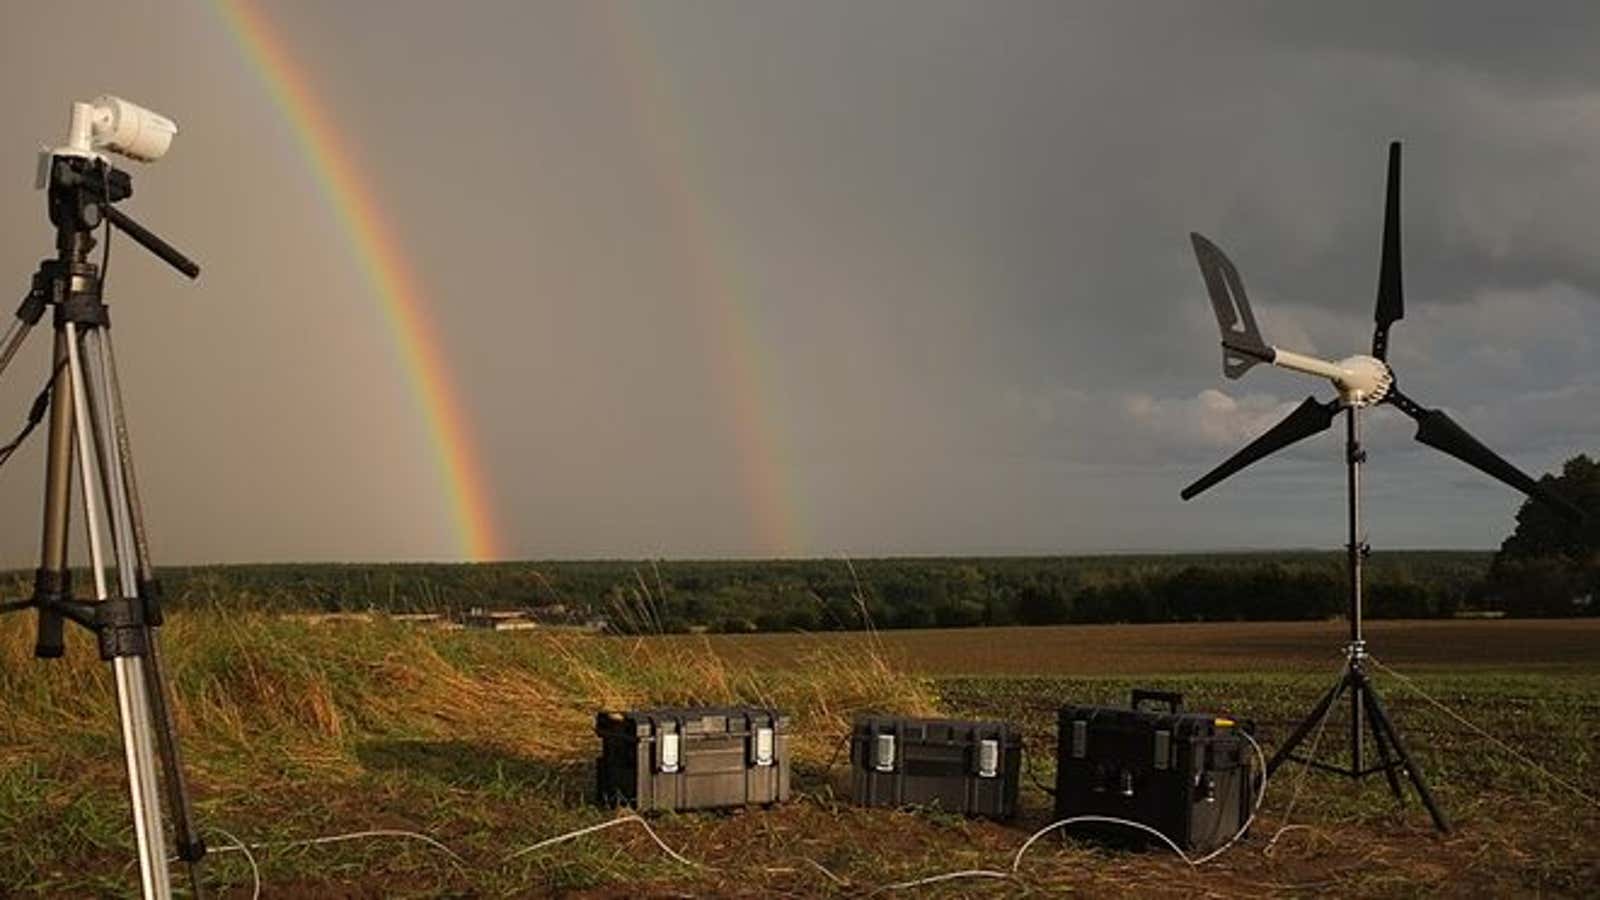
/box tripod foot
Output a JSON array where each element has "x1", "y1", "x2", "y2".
[{"x1": 1365, "y1": 681, "x2": 1451, "y2": 833}]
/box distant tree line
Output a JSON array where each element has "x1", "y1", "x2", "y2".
[
  {"x1": 0, "y1": 551, "x2": 1494, "y2": 632},
  {"x1": 2, "y1": 455, "x2": 1590, "y2": 632}
]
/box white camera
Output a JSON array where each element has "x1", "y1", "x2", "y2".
[{"x1": 58, "y1": 95, "x2": 178, "y2": 163}]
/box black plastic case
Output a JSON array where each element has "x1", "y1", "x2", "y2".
[
  {"x1": 1054, "y1": 690, "x2": 1253, "y2": 853},
  {"x1": 850, "y1": 715, "x2": 1022, "y2": 819},
  {"x1": 595, "y1": 707, "x2": 790, "y2": 812}
]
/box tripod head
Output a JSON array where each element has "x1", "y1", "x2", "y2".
[{"x1": 45, "y1": 155, "x2": 199, "y2": 280}]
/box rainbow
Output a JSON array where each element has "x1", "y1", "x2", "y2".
[
  {"x1": 596, "y1": 5, "x2": 806, "y2": 556},
  {"x1": 214, "y1": 1, "x2": 501, "y2": 561}
]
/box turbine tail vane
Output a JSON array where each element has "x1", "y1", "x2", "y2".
[
  {"x1": 1372, "y1": 141, "x2": 1404, "y2": 360},
  {"x1": 1191, "y1": 232, "x2": 1273, "y2": 379}
]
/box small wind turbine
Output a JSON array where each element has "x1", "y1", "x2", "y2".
[{"x1": 1183, "y1": 141, "x2": 1585, "y2": 833}]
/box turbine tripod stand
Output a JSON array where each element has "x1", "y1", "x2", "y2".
[
  {"x1": 1262, "y1": 406, "x2": 1450, "y2": 833},
  {"x1": 0, "y1": 154, "x2": 206, "y2": 897}
]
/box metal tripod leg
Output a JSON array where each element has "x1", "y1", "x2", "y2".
[
  {"x1": 1350, "y1": 670, "x2": 1365, "y2": 778},
  {"x1": 1359, "y1": 678, "x2": 1405, "y2": 801},
  {"x1": 66, "y1": 322, "x2": 173, "y2": 899},
  {"x1": 1268, "y1": 668, "x2": 1349, "y2": 777},
  {"x1": 100, "y1": 331, "x2": 207, "y2": 895},
  {"x1": 33, "y1": 330, "x2": 73, "y2": 659},
  {"x1": 1363, "y1": 677, "x2": 1450, "y2": 833},
  {"x1": 0, "y1": 316, "x2": 32, "y2": 381}
]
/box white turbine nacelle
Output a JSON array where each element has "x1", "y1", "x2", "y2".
[{"x1": 1268, "y1": 349, "x2": 1393, "y2": 407}]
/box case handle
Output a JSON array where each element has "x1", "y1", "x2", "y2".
[{"x1": 1131, "y1": 689, "x2": 1183, "y2": 713}]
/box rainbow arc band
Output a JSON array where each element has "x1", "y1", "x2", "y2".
[{"x1": 216, "y1": 0, "x2": 499, "y2": 561}]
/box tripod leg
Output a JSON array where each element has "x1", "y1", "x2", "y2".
[
  {"x1": 1360, "y1": 683, "x2": 1404, "y2": 800},
  {"x1": 1268, "y1": 669, "x2": 1350, "y2": 777},
  {"x1": 1350, "y1": 673, "x2": 1365, "y2": 778},
  {"x1": 100, "y1": 332, "x2": 207, "y2": 896},
  {"x1": 101, "y1": 334, "x2": 157, "y2": 587},
  {"x1": 67, "y1": 323, "x2": 173, "y2": 899},
  {"x1": 32, "y1": 330, "x2": 74, "y2": 657},
  {"x1": 0, "y1": 316, "x2": 33, "y2": 382},
  {"x1": 1364, "y1": 680, "x2": 1450, "y2": 833}
]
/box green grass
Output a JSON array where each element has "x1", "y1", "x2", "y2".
[{"x1": 0, "y1": 614, "x2": 1595, "y2": 897}]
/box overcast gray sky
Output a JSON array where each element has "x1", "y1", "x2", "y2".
[{"x1": 0, "y1": 1, "x2": 1595, "y2": 564}]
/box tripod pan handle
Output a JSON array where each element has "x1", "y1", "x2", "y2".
[{"x1": 103, "y1": 206, "x2": 200, "y2": 279}]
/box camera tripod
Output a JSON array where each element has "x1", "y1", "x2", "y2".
[
  {"x1": 0, "y1": 154, "x2": 206, "y2": 898},
  {"x1": 1264, "y1": 407, "x2": 1450, "y2": 833}
]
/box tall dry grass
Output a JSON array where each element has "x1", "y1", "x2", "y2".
[{"x1": 0, "y1": 607, "x2": 936, "y2": 783}]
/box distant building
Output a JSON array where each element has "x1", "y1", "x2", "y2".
[
  {"x1": 391, "y1": 612, "x2": 445, "y2": 624},
  {"x1": 462, "y1": 607, "x2": 539, "y2": 631}
]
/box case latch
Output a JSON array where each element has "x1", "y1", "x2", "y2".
[
  {"x1": 658, "y1": 731, "x2": 681, "y2": 774},
  {"x1": 752, "y1": 725, "x2": 774, "y2": 767},
  {"x1": 977, "y1": 738, "x2": 999, "y2": 778},
  {"x1": 874, "y1": 733, "x2": 896, "y2": 772}
]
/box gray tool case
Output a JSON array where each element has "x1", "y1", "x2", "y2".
[
  {"x1": 1054, "y1": 689, "x2": 1255, "y2": 853},
  {"x1": 850, "y1": 715, "x2": 1022, "y2": 818},
  {"x1": 595, "y1": 707, "x2": 790, "y2": 812}
]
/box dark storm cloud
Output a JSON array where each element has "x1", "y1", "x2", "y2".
[
  {"x1": 0, "y1": 1, "x2": 1593, "y2": 562},
  {"x1": 1253, "y1": 2, "x2": 1600, "y2": 95}
]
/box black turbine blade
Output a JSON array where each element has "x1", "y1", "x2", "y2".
[
  {"x1": 1191, "y1": 232, "x2": 1272, "y2": 380},
  {"x1": 1181, "y1": 396, "x2": 1340, "y2": 500},
  {"x1": 1372, "y1": 141, "x2": 1404, "y2": 360},
  {"x1": 1388, "y1": 389, "x2": 1586, "y2": 523}
]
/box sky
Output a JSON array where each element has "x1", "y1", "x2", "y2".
[{"x1": 0, "y1": 1, "x2": 1595, "y2": 565}]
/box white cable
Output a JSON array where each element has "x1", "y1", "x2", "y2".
[
  {"x1": 1191, "y1": 728, "x2": 1267, "y2": 864},
  {"x1": 1266, "y1": 823, "x2": 1315, "y2": 848},
  {"x1": 800, "y1": 857, "x2": 850, "y2": 887},
  {"x1": 874, "y1": 727, "x2": 1270, "y2": 892},
  {"x1": 187, "y1": 813, "x2": 701, "y2": 895},
  {"x1": 210, "y1": 827, "x2": 261, "y2": 900},
  {"x1": 1013, "y1": 729, "x2": 1269, "y2": 871},
  {"x1": 165, "y1": 827, "x2": 264, "y2": 899},
  {"x1": 503, "y1": 811, "x2": 704, "y2": 869},
  {"x1": 1369, "y1": 655, "x2": 1600, "y2": 810},
  {"x1": 207, "y1": 828, "x2": 468, "y2": 874},
  {"x1": 871, "y1": 868, "x2": 1011, "y2": 893},
  {"x1": 1014, "y1": 815, "x2": 1200, "y2": 867},
  {"x1": 1265, "y1": 666, "x2": 1343, "y2": 856},
  {"x1": 169, "y1": 726, "x2": 1282, "y2": 895}
]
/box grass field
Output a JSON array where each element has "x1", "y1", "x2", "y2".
[
  {"x1": 680, "y1": 618, "x2": 1600, "y2": 674},
  {"x1": 0, "y1": 615, "x2": 1596, "y2": 897}
]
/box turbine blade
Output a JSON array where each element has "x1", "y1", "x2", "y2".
[
  {"x1": 1372, "y1": 141, "x2": 1404, "y2": 360},
  {"x1": 1191, "y1": 232, "x2": 1270, "y2": 379},
  {"x1": 1388, "y1": 390, "x2": 1586, "y2": 522},
  {"x1": 1181, "y1": 396, "x2": 1339, "y2": 500}
]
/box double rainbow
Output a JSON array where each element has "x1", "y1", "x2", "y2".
[{"x1": 216, "y1": 1, "x2": 807, "y2": 559}]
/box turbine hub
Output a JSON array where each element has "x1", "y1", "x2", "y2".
[{"x1": 1335, "y1": 355, "x2": 1393, "y2": 407}]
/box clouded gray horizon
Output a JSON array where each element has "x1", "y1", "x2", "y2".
[{"x1": 0, "y1": 1, "x2": 1595, "y2": 565}]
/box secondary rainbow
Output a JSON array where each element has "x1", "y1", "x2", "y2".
[
  {"x1": 214, "y1": 0, "x2": 501, "y2": 561},
  {"x1": 596, "y1": 4, "x2": 806, "y2": 556}
]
